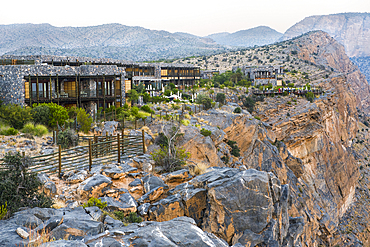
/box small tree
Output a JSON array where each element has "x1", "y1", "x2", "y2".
[
  {"x1": 0, "y1": 152, "x2": 52, "y2": 215},
  {"x1": 152, "y1": 125, "x2": 190, "y2": 172},
  {"x1": 76, "y1": 108, "x2": 93, "y2": 134},
  {"x1": 31, "y1": 104, "x2": 50, "y2": 126},
  {"x1": 216, "y1": 93, "x2": 226, "y2": 104}
]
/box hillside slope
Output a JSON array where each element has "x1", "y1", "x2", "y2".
[
  {"x1": 206, "y1": 26, "x2": 283, "y2": 47},
  {"x1": 0, "y1": 23, "x2": 227, "y2": 61},
  {"x1": 281, "y1": 13, "x2": 370, "y2": 57}
]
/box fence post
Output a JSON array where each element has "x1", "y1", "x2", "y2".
[
  {"x1": 58, "y1": 145, "x2": 62, "y2": 178},
  {"x1": 142, "y1": 129, "x2": 146, "y2": 154},
  {"x1": 104, "y1": 111, "x2": 106, "y2": 122},
  {"x1": 88, "y1": 139, "x2": 92, "y2": 172},
  {"x1": 56, "y1": 121, "x2": 59, "y2": 143},
  {"x1": 117, "y1": 133, "x2": 120, "y2": 163},
  {"x1": 135, "y1": 119, "x2": 137, "y2": 129},
  {"x1": 144, "y1": 118, "x2": 146, "y2": 126},
  {"x1": 151, "y1": 112, "x2": 153, "y2": 122}
]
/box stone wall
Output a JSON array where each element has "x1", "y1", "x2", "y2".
[{"x1": 0, "y1": 64, "x2": 125, "y2": 106}]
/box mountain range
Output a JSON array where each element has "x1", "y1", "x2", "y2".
[{"x1": 1, "y1": 13, "x2": 370, "y2": 81}]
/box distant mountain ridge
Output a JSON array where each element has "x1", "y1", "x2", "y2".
[
  {"x1": 205, "y1": 26, "x2": 283, "y2": 47},
  {"x1": 281, "y1": 12, "x2": 370, "y2": 57},
  {"x1": 0, "y1": 23, "x2": 228, "y2": 61}
]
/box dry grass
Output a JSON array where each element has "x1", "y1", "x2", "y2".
[
  {"x1": 189, "y1": 162, "x2": 210, "y2": 176},
  {"x1": 52, "y1": 199, "x2": 67, "y2": 209}
]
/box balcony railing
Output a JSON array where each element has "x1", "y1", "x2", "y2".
[{"x1": 29, "y1": 89, "x2": 120, "y2": 100}]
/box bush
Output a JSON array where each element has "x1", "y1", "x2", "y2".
[
  {"x1": 141, "y1": 105, "x2": 153, "y2": 113},
  {"x1": 23, "y1": 123, "x2": 48, "y2": 137},
  {"x1": 152, "y1": 127, "x2": 190, "y2": 172},
  {"x1": 31, "y1": 105, "x2": 50, "y2": 126},
  {"x1": 233, "y1": 107, "x2": 241, "y2": 113},
  {"x1": 124, "y1": 212, "x2": 143, "y2": 223},
  {"x1": 305, "y1": 92, "x2": 315, "y2": 103},
  {"x1": 0, "y1": 202, "x2": 8, "y2": 220},
  {"x1": 82, "y1": 197, "x2": 107, "y2": 210},
  {"x1": 0, "y1": 152, "x2": 52, "y2": 214},
  {"x1": 216, "y1": 93, "x2": 226, "y2": 104},
  {"x1": 254, "y1": 116, "x2": 261, "y2": 120},
  {"x1": 34, "y1": 124, "x2": 48, "y2": 137},
  {"x1": 0, "y1": 127, "x2": 18, "y2": 136},
  {"x1": 196, "y1": 94, "x2": 213, "y2": 110},
  {"x1": 57, "y1": 129, "x2": 78, "y2": 149},
  {"x1": 76, "y1": 108, "x2": 93, "y2": 134},
  {"x1": 242, "y1": 97, "x2": 256, "y2": 113},
  {"x1": 227, "y1": 140, "x2": 240, "y2": 157},
  {"x1": 0, "y1": 104, "x2": 32, "y2": 129},
  {"x1": 200, "y1": 128, "x2": 212, "y2": 137}
]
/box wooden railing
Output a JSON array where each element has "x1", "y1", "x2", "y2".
[{"x1": 0, "y1": 132, "x2": 145, "y2": 177}]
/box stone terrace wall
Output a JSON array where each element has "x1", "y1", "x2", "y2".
[{"x1": 0, "y1": 64, "x2": 125, "y2": 105}]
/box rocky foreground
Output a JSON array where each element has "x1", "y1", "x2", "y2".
[{"x1": 0, "y1": 74, "x2": 365, "y2": 246}]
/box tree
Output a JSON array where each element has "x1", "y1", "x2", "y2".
[
  {"x1": 0, "y1": 152, "x2": 52, "y2": 215},
  {"x1": 136, "y1": 82, "x2": 145, "y2": 94},
  {"x1": 142, "y1": 92, "x2": 150, "y2": 103},
  {"x1": 31, "y1": 105, "x2": 50, "y2": 126},
  {"x1": 76, "y1": 108, "x2": 93, "y2": 134},
  {"x1": 152, "y1": 124, "x2": 190, "y2": 172},
  {"x1": 128, "y1": 89, "x2": 139, "y2": 104},
  {"x1": 196, "y1": 93, "x2": 213, "y2": 110},
  {"x1": 47, "y1": 103, "x2": 69, "y2": 128},
  {"x1": 242, "y1": 96, "x2": 256, "y2": 113},
  {"x1": 216, "y1": 93, "x2": 226, "y2": 104},
  {"x1": 0, "y1": 104, "x2": 33, "y2": 129}
]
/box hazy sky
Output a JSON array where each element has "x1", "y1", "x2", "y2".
[{"x1": 1, "y1": 0, "x2": 370, "y2": 36}]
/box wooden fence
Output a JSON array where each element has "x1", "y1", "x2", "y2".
[{"x1": 0, "y1": 131, "x2": 145, "y2": 177}]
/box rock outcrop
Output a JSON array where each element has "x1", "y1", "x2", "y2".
[{"x1": 281, "y1": 13, "x2": 370, "y2": 58}]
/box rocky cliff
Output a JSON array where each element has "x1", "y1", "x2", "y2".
[{"x1": 281, "y1": 13, "x2": 370, "y2": 58}]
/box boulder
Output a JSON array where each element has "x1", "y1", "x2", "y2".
[
  {"x1": 102, "y1": 167, "x2": 127, "y2": 179},
  {"x1": 104, "y1": 215, "x2": 122, "y2": 230},
  {"x1": 99, "y1": 194, "x2": 137, "y2": 213},
  {"x1": 148, "y1": 194, "x2": 185, "y2": 222},
  {"x1": 37, "y1": 172, "x2": 50, "y2": 184},
  {"x1": 142, "y1": 174, "x2": 168, "y2": 193},
  {"x1": 115, "y1": 216, "x2": 229, "y2": 246},
  {"x1": 161, "y1": 169, "x2": 190, "y2": 183},
  {"x1": 0, "y1": 221, "x2": 27, "y2": 246},
  {"x1": 66, "y1": 170, "x2": 88, "y2": 184},
  {"x1": 49, "y1": 219, "x2": 104, "y2": 240},
  {"x1": 39, "y1": 240, "x2": 87, "y2": 247},
  {"x1": 128, "y1": 178, "x2": 142, "y2": 187},
  {"x1": 44, "y1": 181, "x2": 57, "y2": 196},
  {"x1": 138, "y1": 186, "x2": 165, "y2": 204},
  {"x1": 16, "y1": 227, "x2": 29, "y2": 239},
  {"x1": 77, "y1": 174, "x2": 112, "y2": 199}
]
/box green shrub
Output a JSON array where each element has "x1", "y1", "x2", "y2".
[
  {"x1": 57, "y1": 129, "x2": 78, "y2": 149},
  {"x1": 82, "y1": 197, "x2": 107, "y2": 210},
  {"x1": 0, "y1": 127, "x2": 18, "y2": 136},
  {"x1": 0, "y1": 152, "x2": 52, "y2": 214},
  {"x1": 151, "y1": 127, "x2": 190, "y2": 172},
  {"x1": 227, "y1": 140, "x2": 240, "y2": 157},
  {"x1": 200, "y1": 128, "x2": 212, "y2": 137},
  {"x1": 34, "y1": 124, "x2": 48, "y2": 137},
  {"x1": 141, "y1": 105, "x2": 153, "y2": 113},
  {"x1": 254, "y1": 116, "x2": 261, "y2": 120},
  {"x1": 216, "y1": 93, "x2": 226, "y2": 104},
  {"x1": 196, "y1": 94, "x2": 213, "y2": 110},
  {"x1": 22, "y1": 123, "x2": 48, "y2": 137},
  {"x1": 305, "y1": 92, "x2": 315, "y2": 103},
  {"x1": 124, "y1": 212, "x2": 142, "y2": 223},
  {"x1": 0, "y1": 202, "x2": 8, "y2": 220},
  {"x1": 287, "y1": 101, "x2": 291, "y2": 105},
  {"x1": 76, "y1": 108, "x2": 93, "y2": 134},
  {"x1": 113, "y1": 210, "x2": 125, "y2": 221},
  {"x1": 31, "y1": 105, "x2": 50, "y2": 126},
  {"x1": 233, "y1": 107, "x2": 241, "y2": 113},
  {"x1": 0, "y1": 104, "x2": 32, "y2": 129}
]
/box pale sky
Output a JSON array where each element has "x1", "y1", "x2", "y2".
[{"x1": 1, "y1": 0, "x2": 370, "y2": 36}]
